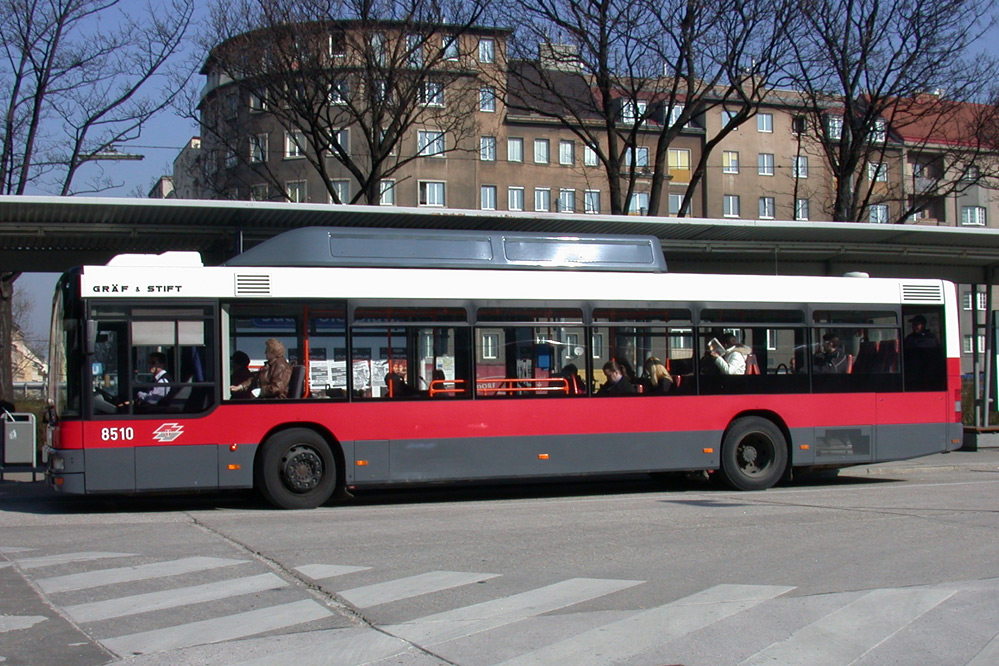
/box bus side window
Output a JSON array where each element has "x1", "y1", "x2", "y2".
[{"x1": 902, "y1": 307, "x2": 946, "y2": 391}]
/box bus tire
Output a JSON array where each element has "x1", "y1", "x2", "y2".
[
  {"x1": 719, "y1": 417, "x2": 787, "y2": 491},
  {"x1": 256, "y1": 428, "x2": 336, "y2": 509}
]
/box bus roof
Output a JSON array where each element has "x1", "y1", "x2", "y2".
[{"x1": 222, "y1": 227, "x2": 668, "y2": 273}]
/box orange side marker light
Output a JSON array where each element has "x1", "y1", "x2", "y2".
[
  {"x1": 538, "y1": 453, "x2": 550, "y2": 460},
  {"x1": 356, "y1": 460, "x2": 369, "y2": 466},
  {"x1": 702, "y1": 448, "x2": 714, "y2": 454},
  {"x1": 227, "y1": 464, "x2": 241, "y2": 470}
]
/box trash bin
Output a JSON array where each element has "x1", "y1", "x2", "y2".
[{"x1": 2, "y1": 412, "x2": 36, "y2": 466}]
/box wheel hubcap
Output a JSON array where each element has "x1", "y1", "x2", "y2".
[
  {"x1": 281, "y1": 445, "x2": 324, "y2": 492},
  {"x1": 738, "y1": 434, "x2": 772, "y2": 476}
]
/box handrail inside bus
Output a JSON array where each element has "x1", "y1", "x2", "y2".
[{"x1": 429, "y1": 378, "x2": 571, "y2": 396}]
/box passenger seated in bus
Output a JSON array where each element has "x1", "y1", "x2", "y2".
[
  {"x1": 230, "y1": 338, "x2": 292, "y2": 399},
  {"x1": 229, "y1": 351, "x2": 254, "y2": 399},
  {"x1": 903, "y1": 315, "x2": 941, "y2": 372},
  {"x1": 598, "y1": 361, "x2": 636, "y2": 395},
  {"x1": 706, "y1": 334, "x2": 750, "y2": 375},
  {"x1": 136, "y1": 352, "x2": 171, "y2": 404},
  {"x1": 813, "y1": 334, "x2": 848, "y2": 374},
  {"x1": 642, "y1": 357, "x2": 673, "y2": 393},
  {"x1": 557, "y1": 364, "x2": 586, "y2": 395},
  {"x1": 385, "y1": 372, "x2": 416, "y2": 398}
]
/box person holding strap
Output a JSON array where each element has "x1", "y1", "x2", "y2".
[{"x1": 230, "y1": 338, "x2": 292, "y2": 399}]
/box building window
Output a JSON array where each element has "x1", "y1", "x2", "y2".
[
  {"x1": 417, "y1": 130, "x2": 445, "y2": 157},
  {"x1": 249, "y1": 89, "x2": 267, "y2": 112},
  {"x1": 418, "y1": 181, "x2": 445, "y2": 206},
  {"x1": 827, "y1": 115, "x2": 843, "y2": 140},
  {"x1": 963, "y1": 291, "x2": 988, "y2": 311},
  {"x1": 722, "y1": 109, "x2": 738, "y2": 127},
  {"x1": 628, "y1": 192, "x2": 649, "y2": 214},
  {"x1": 668, "y1": 148, "x2": 690, "y2": 173},
  {"x1": 478, "y1": 38, "x2": 495, "y2": 63},
  {"x1": 508, "y1": 187, "x2": 524, "y2": 211},
  {"x1": 480, "y1": 136, "x2": 496, "y2": 161},
  {"x1": 378, "y1": 180, "x2": 395, "y2": 206},
  {"x1": 481, "y1": 185, "x2": 497, "y2": 210},
  {"x1": 722, "y1": 151, "x2": 739, "y2": 174},
  {"x1": 406, "y1": 34, "x2": 423, "y2": 67},
  {"x1": 963, "y1": 334, "x2": 986, "y2": 354},
  {"x1": 330, "y1": 128, "x2": 349, "y2": 155},
  {"x1": 507, "y1": 137, "x2": 523, "y2": 162},
  {"x1": 757, "y1": 113, "x2": 773, "y2": 132},
  {"x1": 621, "y1": 99, "x2": 647, "y2": 124},
  {"x1": 420, "y1": 81, "x2": 443, "y2": 106},
  {"x1": 868, "y1": 162, "x2": 887, "y2": 182},
  {"x1": 285, "y1": 130, "x2": 305, "y2": 159},
  {"x1": 443, "y1": 35, "x2": 459, "y2": 60},
  {"x1": 964, "y1": 165, "x2": 981, "y2": 181},
  {"x1": 792, "y1": 115, "x2": 807, "y2": 134},
  {"x1": 250, "y1": 184, "x2": 269, "y2": 201},
  {"x1": 758, "y1": 153, "x2": 775, "y2": 176},
  {"x1": 479, "y1": 86, "x2": 496, "y2": 112},
  {"x1": 872, "y1": 118, "x2": 886, "y2": 143},
  {"x1": 668, "y1": 104, "x2": 685, "y2": 126},
  {"x1": 558, "y1": 188, "x2": 575, "y2": 213},
  {"x1": 961, "y1": 206, "x2": 987, "y2": 226},
  {"x1": 758, "y1": 196, "x2": 775, "y2": 219},
  {"x1": 626, "y1": 146, "x2": 649, "y2": 168},
  {"x1": 559, "y1": 140, "x2": 575, "y2": 165},
  {"x1": 482, "y1": 333, "x2": 499, "y2": 359},
  {"x1": 286, "y1": 180, "x2": 307, "y2": 202},
  {"x1": 329, "y1": 180, "x2": 349, "y2": 204},
  {"x1": 723, "y1": 194, "x2": 740, "y2": 218},
  {"x1": 534, "y1": 187, "x2": 551, "y2": 212},
  {"x1": 584, "y1": 145, "x2": 598, "y2": 166},
  {"x1": 792, "y1": 155, "x2": 808, "y2": 178},
  {"x1": 584, "y1": 190, "x2": 600, "y2": 214},
  {"x1": 328, "y1": 80, "x2": 348, "y2": 105},
  {"x1": 534, "y1": 138, "x2": 549, "y2": 164},
  {"x1": 669, "y1": 193, "x2": 689, "y2": 216},
  {"x1": 869, "y1": 204, "x2": 889, "y2": 224},
  {"x1": 795, "y1": 198, "x2": 810, "y2": 221}
]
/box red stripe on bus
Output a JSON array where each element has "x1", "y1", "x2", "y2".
[{"x1": 63, "y1": 390, "x2": 953, "y2": 450}]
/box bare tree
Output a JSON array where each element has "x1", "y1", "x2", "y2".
[
  {"x1": 500, "y1": 0, "x2": 794, "y2": 216},
  {"x1": 0, "y1": 0, "x2": 194, "y2": 195},
  {"x1": 0, "y1": 0, "x2": 192, "y2": 398},
  {"x1": 197, "y1": 0, "x2": 491, "y2": 204},
  {"x1": 783, "y1": 0, "x2": 999, "y2": 222}
]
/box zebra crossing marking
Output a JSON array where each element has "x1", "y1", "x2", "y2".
[
  {"x1": 64, "y1": 573, "x2": 288, "y2": 623},
  {"x1": 0, "y1": 615, "x2": 47, "y2": 632},
  {"x1": 294, "y1": 564, "x2": 370, "y2": 580},
  {"x1": 100, "y1": 599, "x2": 332, "y2": 656},
  {"x1": 14, "y1": 551, "x2": 135, "y2": 570},
  {"x1": 338, "y1": 570, "x2": 501, "y2": 608},
  {"x1": 494, "y1": 583, "x2": 795, "y2": 666},
  {"x1": 385, "y1": 577, "x2": 644, "y2": 646},
  {"x1": 741, "y1": 587, "x2": 956, "y2": 665},
  {"x1": 37, "y1": 556, "x2": 248, "y2": 594}
]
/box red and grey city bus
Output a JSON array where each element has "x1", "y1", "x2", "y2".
[{"x1": 45, "y1": 227, "x2": 963, "y2": 509}]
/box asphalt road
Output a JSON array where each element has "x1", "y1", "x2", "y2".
[{"x1": 2, "y1": 450, "x2": 998, "y2": 666}]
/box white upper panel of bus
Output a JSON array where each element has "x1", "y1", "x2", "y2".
[{"x1": 80, "y1": 262, "x2": 949, "y2": 307}]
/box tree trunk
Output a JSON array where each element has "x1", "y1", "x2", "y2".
[{"x1": 0, "y1": 272, "x2": 20, "y2": 403}]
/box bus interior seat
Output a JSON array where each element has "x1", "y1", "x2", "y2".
[
  {"x1": 745, "y1": 354, "x2": 761, "y2": 375},
  {"x1": 875, "y1": 339, "x2": 898, "y2": 372},
  {"x1": 852, "y1": 341, "x2": 878, "y2": 373},
  {"x1": 288, "y1": 365, "x2": 306, "y2": 399}
]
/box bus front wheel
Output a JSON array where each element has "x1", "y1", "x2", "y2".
[
  {"x1": 257, "y1": 429, "x2": 336, "y2": 509},
  {"x1": 719, "y1": 417, "x2": 787, "y2": 491}
]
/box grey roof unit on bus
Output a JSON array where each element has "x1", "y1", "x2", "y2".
[{"x1": 223, "y1": 226, "x2": 668, "y2": 272}]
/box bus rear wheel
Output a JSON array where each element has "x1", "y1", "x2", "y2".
[
  {"x1": 719, "y1": 417, "x2": 787, "y2": 491},
  {"x1": 257, "y1": 429, "x2": 336, "y2": 509}
]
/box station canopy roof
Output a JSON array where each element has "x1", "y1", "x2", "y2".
[{"x1": 4, "y1": 195, "x2": 999, "y2": 283}]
